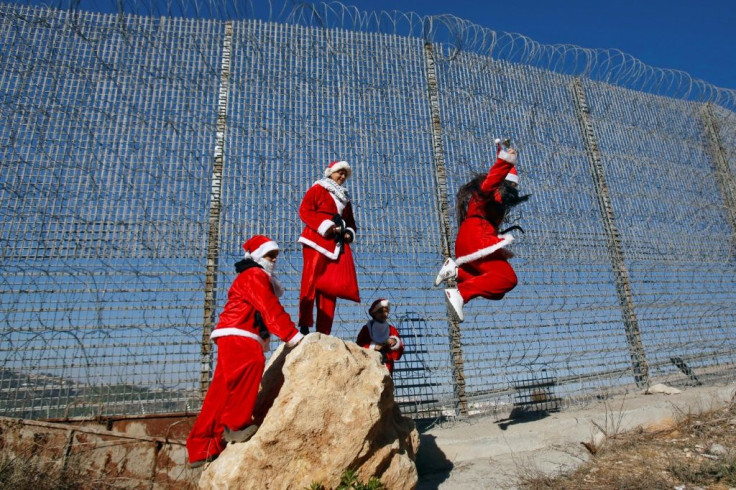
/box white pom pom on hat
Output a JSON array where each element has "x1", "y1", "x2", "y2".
[
  {"x1": 369, "y1": 298, "x2": 390, "y2": 316},
  {"x1": 324, "y1": 160, "x2": 352, "y2": 178}
]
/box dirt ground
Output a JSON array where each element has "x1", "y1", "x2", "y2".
[{"x1": 415, "y1": 383, "x2": 736, "y2": 489}]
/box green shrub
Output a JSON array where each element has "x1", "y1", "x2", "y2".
[{"x1": 308, "y1": 469, "x2": 385, "y2": 490}]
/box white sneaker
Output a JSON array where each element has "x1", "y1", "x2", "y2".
[
  {"x1": 434, "y1": 258, "x2": 458, "y2": 286},
  {"x1": 444, "y1": 288, "x2": 464, "y2": 322}
]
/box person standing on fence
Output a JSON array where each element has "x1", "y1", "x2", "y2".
[
  {"x1": 297, "y1": 160, "x2": 361, "y2": 335},
  {"x1": 356, "y1": 299, "x2": 404, "y2": 375},
  {"x1": 186, "y1": 235, "x2": 303, "y2": 468},
  {"x1": 434, "y1": 142, "x2": 529, "y2": 322}
]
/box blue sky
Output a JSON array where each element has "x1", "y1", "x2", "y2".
[{"x1": 333, "y1": 0, "x2": 736, "y2": 90}]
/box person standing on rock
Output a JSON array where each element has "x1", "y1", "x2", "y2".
[
  {"x1": 297, "y1": 160, "x2": 360, "y2": 336},
  {"x1": 187, "y1": 235, "x2": 304, "y2": 468},
  {"x1": 356, "y1": 299, "x2": 404, "y2": 374},
  {"x1": 434, "y1": 140, "x2": 530, "y2": 322}
]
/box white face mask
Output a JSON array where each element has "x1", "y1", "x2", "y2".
[
  {"x1": 256, "y1": 257, "x2": 275, "y2": 275},
  {"x1": 255, "y1": 256, "x2": 283, "y2": 297}
]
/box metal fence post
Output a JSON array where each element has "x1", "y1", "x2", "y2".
[
  {"x1": 423, "y1": 41, "x2": 468, "y2": 416},
  {"x1": 701, "y1": 103, "x2": 736, "y2": 257},
  {"x1": 571, "y1": 78, "x2": 649, "y2": 388},
  {"x1": 200, "y1": 21, "x2": 234, "y2": 399}
]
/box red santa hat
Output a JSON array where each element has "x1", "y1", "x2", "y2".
[
  {"x1": 505, "y1": 167, "x2": 519, "y2": 184},
  {"x1": 324, "y1": 160, "x2": 352, "y2": 178},
  {"x1": 242, "y1": 235, "x2": 279, "y2": 261},
  {"x1": 369, "y1": 298, "x2": 391, "y2": 317}
]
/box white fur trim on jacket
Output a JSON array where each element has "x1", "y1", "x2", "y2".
[
  {"x1": 298, "y1": 236, "x2": 341, "y2": 260},
  {"x1": 498, "y1": 150, "x2": 517, "y2": 164},
  {"x1": 211, "y1": 328, "x2": 302, "y2": 350},
  {"x1": 210, "y1": 328, "x2": 268, "y2": 351},
  {"x1": 389, "y1": 335, "x2": 402, "y2": 351},
  {"x1": 455, "y1": 233, "x2": 515, "y2": 266}
]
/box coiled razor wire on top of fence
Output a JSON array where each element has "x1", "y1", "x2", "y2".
[{"x1": 1, "y1": 0, "x2": 735, "y2": 421}]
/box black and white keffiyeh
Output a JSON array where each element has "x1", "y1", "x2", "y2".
[{"x1": 317, "y1": 177, "x2": 350, "y2": 205}]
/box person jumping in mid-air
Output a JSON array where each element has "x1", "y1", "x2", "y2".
[{"x1": 435, "y1": 139, "x2": 530, "y2": 322}]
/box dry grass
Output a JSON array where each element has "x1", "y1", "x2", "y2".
[
  {"x1": 0, "y1": 452, "x2": 85, "y2": 490},
  {"x1": 518, "y1": 400, "x2": 736, "y2": 490},
  {"x1": 0, "y1": 447, "x2": 198, "y2": 490}
]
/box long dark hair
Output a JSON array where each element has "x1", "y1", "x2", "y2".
[
  {"x1": 456, "y1": 173, "x2": 530, "y2": 226},
  {"x1": 456, "y1": 173, "x2": 486, "y2": 225}
]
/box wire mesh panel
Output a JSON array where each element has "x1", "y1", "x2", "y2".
[
  {"x1": 584, "y1": 80, "x2": 736, "y2": 385},
  {"x1": 216, "y1": 19, "x2": 456, "y2": 418},
  {"x1": 511, "y1": 366, "x2": 561, "y2": 414},
  {"x1": 430, "y1": 50, "x2": 641, "y2": 413},
  {"x1": 0, "y1": 4, "x2": 222, "y2": 418}
]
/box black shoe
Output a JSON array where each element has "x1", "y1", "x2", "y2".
[
  {"x1": 223, "y1": 424, "x2": 258, "y2": 443},
  {"x1": 299, "y1": 325, "x2": 310, "y2": 335},
  {"x1": 189, "y1": 454, "x2": 218, "y2": 469}
]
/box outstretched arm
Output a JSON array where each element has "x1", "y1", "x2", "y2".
[{"x1": 480, "y1": 148, "x2": 517, "y2": 194}]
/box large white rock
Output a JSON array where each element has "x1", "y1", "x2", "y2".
[{"x1": 199, "y1": 333, "x2": 419, "y2": 490}]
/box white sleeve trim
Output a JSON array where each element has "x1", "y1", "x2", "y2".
[
  {"x1": 286, "y1": 332, "x2": 304, "y2": 347},
  {"x1": 318, "y1": 220, "x2": 335, "y2": 236},
  {"x1": 389, "y1": 336, "x2": 402, "y2": 351},
  {"x1": 498, "y1": 150, "x2": 517, "y2": 164}
]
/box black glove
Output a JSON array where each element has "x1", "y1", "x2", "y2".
[
  {"x1": 379, "y1": 346, "x2": 389, "y2": 365},
  {"x1": 331, "y1": 214, "x2": 346, "y2": 244}
]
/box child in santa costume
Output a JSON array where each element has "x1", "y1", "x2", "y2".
[
  {"x1": 186, "y1": 235, "x2": 303, "y2": 468},
  {"x1": 356, "y1": 299, "x2": 404, "y2": 374},
  {"x1": 434, "y1": 144, "x2": 529, "y2": 322},
  {"x1": 297, "y1": 160, "x2": 360, "y2": 335}
]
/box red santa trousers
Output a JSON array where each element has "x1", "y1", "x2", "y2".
[
  {"x1": 456, "y1": 258, "x2": 518, "y2": 304},
  {"x1": 299, "y1": 246, "x2": 337, "y2": 334},
  {"x1": 186, "y1": 336, "x2": 265, "y2": 464}
]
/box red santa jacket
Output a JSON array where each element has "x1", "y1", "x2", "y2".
[
  {"x1": 298, "y1": 181, "x2": 356, "y2": 260},
  {"x1": 455, "y1": 150, "x2": 517, "y2": 266},
  {"x1": 356, "y1": 322, "x2": 404, "y2": 374},
  {"x1": 211, "y1": 264, "x2": 301, "y2": 348}
]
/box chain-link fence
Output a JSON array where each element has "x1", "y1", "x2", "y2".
[{"x1": 1, "y1": 0, "x2": 735, "y2": 421}]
